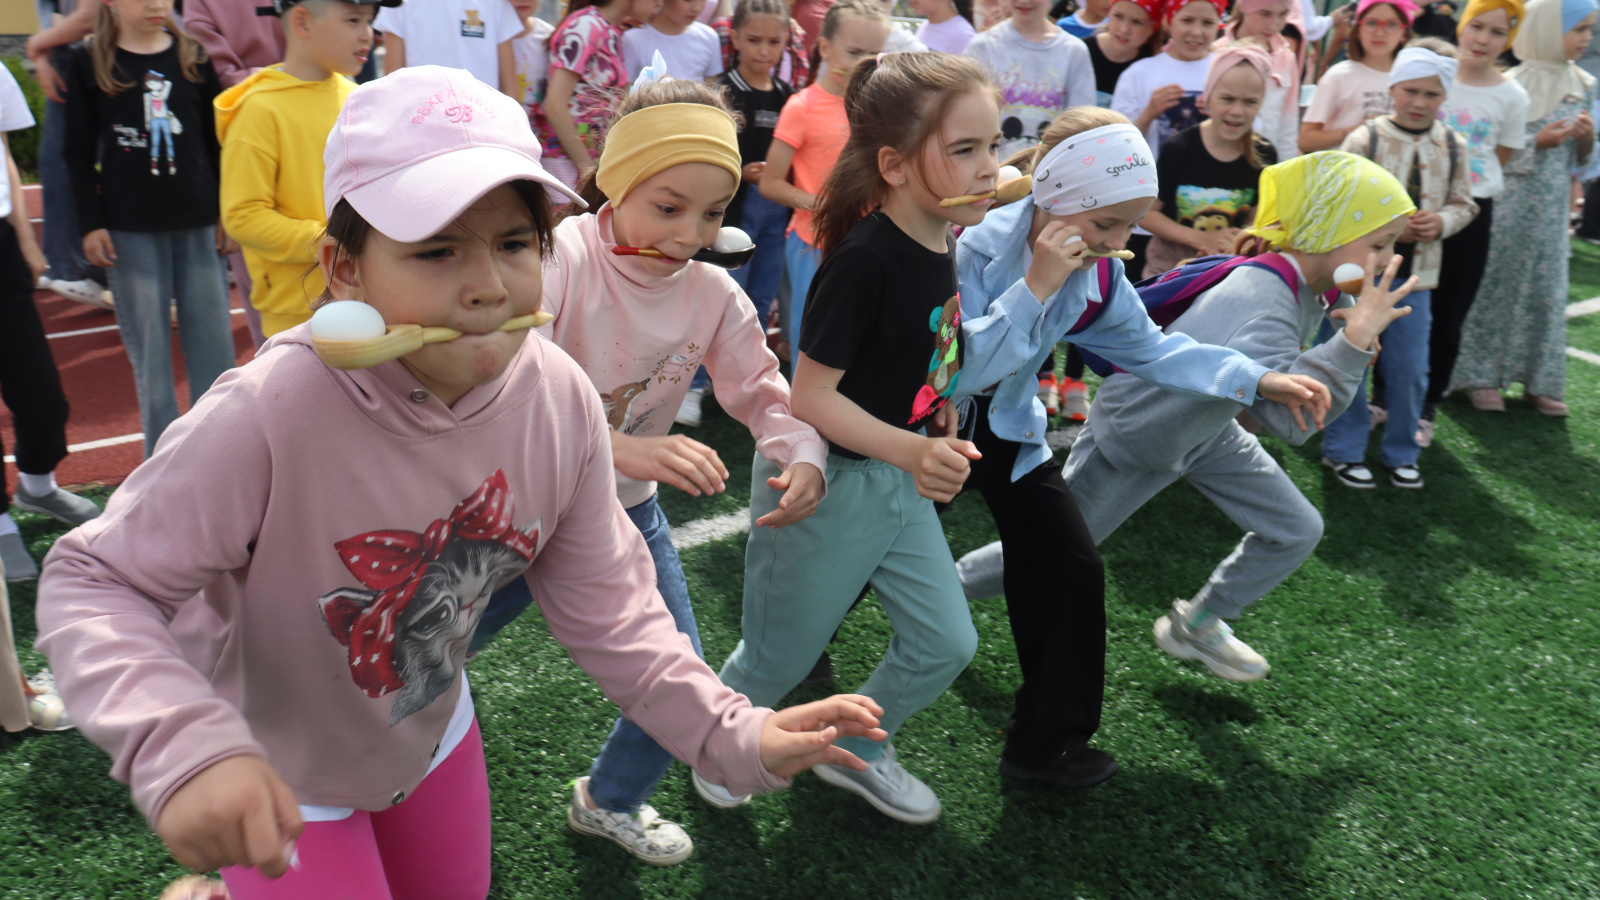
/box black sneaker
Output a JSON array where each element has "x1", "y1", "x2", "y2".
[
  {"x1": 999, "y1": 745, "x2": 1118, "y2": 789},
  {"x1": 801, "y1": 650, "x2": 835, "y2": 685},
  {"x1": 1388, "y1": 464, "x2": 1423, "y2": 489},
  {"x1": 1322, "y1": 457, "x2": 1376, "y2": 489}
]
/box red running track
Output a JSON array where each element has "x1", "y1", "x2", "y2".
[{"x1": 1, "y1": 283, "x2": 258, "y2": 495}]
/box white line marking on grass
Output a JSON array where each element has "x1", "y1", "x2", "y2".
[
  {"x1": 4, "y1": 433, "x2": 143, "y2": 463},
  {"x1": 1567, "y1": 346, "x2": 1600, "y2": 367},
  {"x1": 1568, "y1": 298, "x2": 1600, "y2": 318},
  {"x1": 669, "y1": 508, "x2": 751, "y2": 550}
]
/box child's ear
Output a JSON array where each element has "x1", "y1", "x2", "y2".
[
  {"x1": 318, "y1": 237, "x2": 364, "y2": 301},
  {"x1": 877, "y1": 145, "x2": 907, "y2": 190}
]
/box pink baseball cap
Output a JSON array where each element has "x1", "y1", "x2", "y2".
[{"x1": 323, "y1": 66, "x2": 585, "y2": 243}]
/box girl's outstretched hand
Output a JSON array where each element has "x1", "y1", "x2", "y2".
[
  {"x1": 1329, "y1": 251, "x2": 1416, "y2": 353},
  {"x1": 1024, "y1": 222, "x2": 1089, "y2": 302},
  {"x1": 155, "y1": 755, "x2": 304, "y2": 879},
  {"x1": 756, "y1": 461, "x2": 825, "y2": 528},
  {"x1": 611, "y1": 432, "x2": 728, "y2": 497},
  {"x1": 1257, "y1": 372, "x2": 1333, "y2": 432},
  {"x1": 759, "y1": 694, "x2": 888, "y2": 778}
]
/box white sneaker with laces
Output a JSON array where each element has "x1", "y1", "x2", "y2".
[
  {"x1": 1153, "y1": 599, "x2": 1270, "y2": 682},
  {"x1": 691, "y1": 770, "x2": 751, "y2": 808},
  {"x1": 565, "y1": 777, "x2": 694, "y2": 866},
  {"x1": 675, "y1": 387, "x2": 704, "y2": 428},
  {"x1": 813, "y1": 744, "x2": 941, "y2": 824}
]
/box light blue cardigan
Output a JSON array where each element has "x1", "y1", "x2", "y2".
[{"x1": 955, "y1": 196, "x2": 1272, "y2": 482}]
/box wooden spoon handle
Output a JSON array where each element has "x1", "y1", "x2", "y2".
[{"x1": 314, "y1": 314, "x2": 553, "y2": 370}]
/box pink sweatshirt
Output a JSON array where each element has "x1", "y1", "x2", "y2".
[
  {"x1": 183, "y1": 0, "x2": 289, "y2": 88},
  {"x1": 540, "y1": 207, "x2": 828, "y2": 508},
  {"x1": 34, "y1": 328, "x2": 786, "y2": 828}
]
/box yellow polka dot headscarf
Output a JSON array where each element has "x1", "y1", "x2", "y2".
[{"x1": 1247, "y1": 152, "x2": 1417, "y2": 254}]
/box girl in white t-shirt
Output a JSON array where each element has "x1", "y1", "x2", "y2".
[
  {"x1": 1216, "y1": 0, "x2": 1304, "y2": 160},
  {"x1": 1110, "y1": 0, "x2": 1227, "y2": 156},
  {"x1": 1425, "y1": 1, "x2": 1530, "y2": 438},
  {"x1": 1300, "y1": 0, "x2": 1417, "y2": 152}
]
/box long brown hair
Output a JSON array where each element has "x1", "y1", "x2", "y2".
[
  {"x1": 810, "y1": 52, "x2": 997, "y2": 257},
  {"x1": 90, "y1": 2, "x2": 209, "y2": 96},
  {"x1": 571, "y1": 78, "x2": 744, "y2": 214}
]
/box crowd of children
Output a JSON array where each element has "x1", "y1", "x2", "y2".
[{"x1": 4, "y1": 0, "x2": 1597, "y2": 894}]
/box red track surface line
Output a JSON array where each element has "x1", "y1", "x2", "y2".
[{"x1": 3, "y1": 284, "x2": 258, "y2": 495}]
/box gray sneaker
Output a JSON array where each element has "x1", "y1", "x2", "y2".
[
  {"x1": 813, "y1": 744, "x2": 941, "y2": 824},
  {"x1": 565, "y1": 777, "x2": 694, "y2": 866},
  {"x1": 13, "y1": 486, "x2": 102, "y2": 526},
  {"x1": 691, "y1": 770, "x2": 751, "y2": 809},
  {"x1": 0, "y1": 532, "x2": 38, "y2": 582},
  {"x1": 1153, "y1": 599, "x2": 1270, "y2": 682}
]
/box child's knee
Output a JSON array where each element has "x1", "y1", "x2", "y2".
[{"x1": 932, "y1": 620, "x2": 980, "y2": 673}]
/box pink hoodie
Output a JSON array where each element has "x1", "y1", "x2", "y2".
[
  {"x1": 540, "y1": 207, "x2": 828, "y2": 508},
  {"x1": 34, "y1": 328, "x2": 786, "y2": 828},
  {"x1": 183, "y1": 0, "x2": 289, "y2": 87}
]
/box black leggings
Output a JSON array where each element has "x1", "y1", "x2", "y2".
[
  {"x1": 966, "y1": 397, "x2": 1105, "y2": 763},
  {"x1": 0, "y1": 220, "x2": 70, "y2": 508},
  {"x1": 1426, "y1": 196, "x2": 1493, "y2": 417}
]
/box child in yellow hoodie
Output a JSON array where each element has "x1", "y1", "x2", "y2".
[{"x1": 216, "y1": 0, "x2": 396, "y2": 337}]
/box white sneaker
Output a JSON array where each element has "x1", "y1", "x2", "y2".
[
  {"x1": 49, "y1": 278, "x2": 114, "y2": 310},
  {"x1": 565, "y1": 777, "x2": 694, "y2": 866},
  {"x1": 675, "y1": 387, "x2": 704, "y2": 428},
  {"x1": 691, "y1": 770, "x2": 751, "y2": 808},
  {"x1": 26, "y1": 669, "x2": 74, "y2": 731},
  {"x1": 1153, "y1": 599, "x2": 1270, "y2": 682},
  {"x1": 813, "y1": 744, "x2": 941, "y2": 824}
]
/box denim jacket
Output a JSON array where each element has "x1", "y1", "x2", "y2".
[{"x1": 955, "y1": 196, "x2": 1271, "y2": 481}]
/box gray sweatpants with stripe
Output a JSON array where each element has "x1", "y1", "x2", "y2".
[{"x1": 955, "y1": 420, "x2": 1323, "y2": 619}]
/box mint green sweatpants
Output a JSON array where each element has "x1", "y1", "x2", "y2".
[{"x1": 718, "y1": 452, "x2": 977, "y2": 760}]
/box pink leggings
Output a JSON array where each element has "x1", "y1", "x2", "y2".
[{"x1": 221, "y1": 720, "x2": 490, "y2": 900}]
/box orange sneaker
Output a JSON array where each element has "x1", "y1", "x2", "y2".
[
  {"x1": 1037, "y1": 374, "x2": 1061, "y2": 416},
  {"x1": 1060, "y1": 378, "x2": 1090, "y2": 422}
]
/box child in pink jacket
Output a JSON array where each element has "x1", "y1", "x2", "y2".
[
  {"x1": 33, "y1": 66, "x2": 882, "y2": 900},
  {"x1": 475, "y1": 75, "x2": 829, "y2": 865}
]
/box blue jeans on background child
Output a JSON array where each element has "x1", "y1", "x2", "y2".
[
  {"x1": 41, "y1": 88, "x2": 91, "y2": 283},
  {"x1": 107, "y1": 227, "x2": 237, "y2": 458},
  {"x1": 784, "y1": 231, "x2": 822, "y2": 363},
  {"x1": 1321, "y1": 289, "x2": 1433, "y2": 468},
  {"x1": 472, "y1": 494, "x2": 703, "y2": 814},
  {"x1": 730, "y1": 191, "x2": 789, "y2": 327}
]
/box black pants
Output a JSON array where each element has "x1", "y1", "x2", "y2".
[
  {"x1": 0, "y1": 220, "x2": 70, "y2": 508},
  {"x1": 1426, "y1": 196, "x2": 1494, "y2": 417},
  {"x1": 966, "y1": 397, "x2": 1105, "y2": 764},
  {"x1": 1581, "y1": 178, "x2": 1600, "y2": 237}
]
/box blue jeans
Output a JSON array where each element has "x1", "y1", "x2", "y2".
[
  {"x1": 1321, "y1": 289, "x2": 1432, "y2": 468},
  {"x1": 730, "y1": 190, "x2": 789, "y2": 326},
  {"x1": 41, "y1": 87, "x2": 90, "y2": 282},
  {"x1": 106, "y1": 227, "x2": 237, "y2": 458},
  {"x1": 472, "y1": 495, "x2": 703, "y2": 813},
  {"x1": 784, "y1": 230, "x2": 822, "y2": 364}
]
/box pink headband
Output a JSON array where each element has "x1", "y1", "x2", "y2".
[
  {"x1": 1356, "y1": 0, "x2": 1421, "y2": 22},
  {"x1": 1203, "y1": 43, "x2": 1276, "y2": 107}
]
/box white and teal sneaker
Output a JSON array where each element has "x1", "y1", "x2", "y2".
[
  {"x1": 813, "y1": 744, "x2": 941, "y2": 824},
  {"x1": 1153, "y1": 599, "x2": 1270, "y2": 682}
]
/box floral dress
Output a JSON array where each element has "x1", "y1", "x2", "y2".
[
  {"x1": 532, "y1": 7, "x2": 628, "y2": 165},
  {"x1": 1450, "y1": 88, "x2": 1595, "y2": 399}
]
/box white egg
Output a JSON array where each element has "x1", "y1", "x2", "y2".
[
  {"x1": 1332, "y1": 263, "x2": 1365, "y2": 289},
  {"x1": 712, "y1": 226, "x2": 752, "y2": 253},
  {"x1": 311, "y1": 300, "x2": 387, "y2": 341},
  {"x1": 998, "y1": 165, "x2": 1023, "y2": 183}
]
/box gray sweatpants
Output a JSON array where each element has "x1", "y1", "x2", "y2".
[{"x1": 955, "y1": 420, "x2": 1323, "y2": 619}]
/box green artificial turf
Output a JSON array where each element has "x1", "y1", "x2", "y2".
[{"x1": 3, "y1": 248, "x2": 1598, "y2": 899}]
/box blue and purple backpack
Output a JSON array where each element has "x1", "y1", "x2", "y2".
[{"x1": 1073, "y1": 253, "x2": 1301, "y2": 378}]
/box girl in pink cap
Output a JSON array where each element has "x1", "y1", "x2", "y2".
[
  {"x1": 1301, "y1": 0, "x2": 1419, "y2": 152},
  {"x1": 33, "y1": 66, "x2": 885, "y2": 900}
]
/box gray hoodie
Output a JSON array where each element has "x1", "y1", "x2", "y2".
[{"x1": 1087, "y1": 263, "x2": 1376, "y2": 474}]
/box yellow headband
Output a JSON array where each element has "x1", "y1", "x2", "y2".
[
  {"x1": 595, "y1": 103, "x2": 742, "y2": 205},
  {"x1": 1248, "y1": 152, "x2": 1416, "y2": 254},
  {"x1": 1458, "y1": 0, "x2": 1525, "y2": 43}
]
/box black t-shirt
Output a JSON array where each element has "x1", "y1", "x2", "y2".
[
  {"x1": 1154, "y1": 124, "x2": 1279, "y2": 234},
  {"x1": 1085, "y1": 37, "x2": 1147, "y2": 107},
  {"x1": 719, "y1": 69, "x2": 794, "y2": 228},
  {"x1": 799, "y1": 213, "x2": 962, "y2": 459},
  {"x1": 63, "y1": 43, "x2": 222, "y2": 234}
]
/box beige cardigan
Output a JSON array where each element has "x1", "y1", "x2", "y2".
[{"x1": 1342, "y1": 118, "x2": 1479, "y2": 290}]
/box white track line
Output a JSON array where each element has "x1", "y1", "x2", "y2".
[
  {"x1": 4, "y1": 433, "x2": 143, "y2": 464},
  {"x1": 1568, "y1": 346, "x2": 1600, "y2": 367},
  {"x1": 1568, "y1": 297, "x2": 1600, "y2": 318},
  {"x1": 669, "y1": 508, "x2": 750, "y2": 551},
  {"x1": 47, "y1": 307, "x2": 244, "y2": 340}
]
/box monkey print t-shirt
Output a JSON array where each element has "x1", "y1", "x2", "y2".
[
  {"x1": 799, "y1": 213, "x2": 963, "y2": 460},
  {"x1": 1144, "y1": 124, "x2": 1278, "y2": 276}
]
